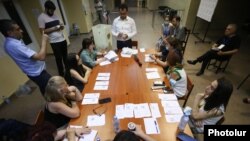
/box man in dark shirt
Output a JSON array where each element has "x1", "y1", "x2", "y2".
[{"x1": 187, "y1": 23, "x2": 241, "y2": 76}]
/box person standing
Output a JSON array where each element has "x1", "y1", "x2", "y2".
[
  {"x1": 112, "y1": 4, "x2": 137, "y2": 49},
  {"x1": 95, "y1": 0, "x2": 104, "y2": 23},
  {"x1": 187, "y1": 23, "x2": 241, "y2": 76},
  {"x1": 0, "y1": 19, "x2": 51, "y2": 95},
  {"x1": 38, "y1": 0, "x2": 68, "y2": 76}
]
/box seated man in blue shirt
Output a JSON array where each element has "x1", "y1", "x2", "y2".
[{"x1": 0, "y1": 19, "x2": 51, "y2": 95}]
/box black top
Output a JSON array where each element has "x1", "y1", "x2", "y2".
[
  {"x1": 216, "y1": 35, "x2": 241, "y2": 52},
  {"x1": 44, "y1": 99, "x2": 71, "y2": 128}
]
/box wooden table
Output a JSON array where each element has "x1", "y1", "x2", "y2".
[{"x1": 70, "y1": 50, "x2": 193, "y2": 141}]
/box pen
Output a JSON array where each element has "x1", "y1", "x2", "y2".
[{"x1": 154, "y1": 120, "x2": 159, "y2": 133}]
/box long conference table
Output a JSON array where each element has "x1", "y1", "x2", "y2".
[{"x1": 70, "y1": 49, "x2": 193, "y2": 141}]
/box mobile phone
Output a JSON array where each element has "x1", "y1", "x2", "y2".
[
  {"x1": 99, "y1": 97, "x2": 111, "y2": 104},
  {"x1": 177, "y1": 132, "x2": 197, "y2": 141}
]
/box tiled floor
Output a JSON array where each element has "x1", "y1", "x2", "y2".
[{"x1": 0, "y1": 7, "x2": 249, "y2": 140}]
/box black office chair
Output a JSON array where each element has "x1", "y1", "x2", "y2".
[{"x1": 206, "y1": 56, "x2": 232, "y2": 74}]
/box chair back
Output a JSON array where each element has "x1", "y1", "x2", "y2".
[
  {"x1": 34, "y1": 110, "x2": 44, "y2": 125},
  {"x1": 132, "y1": 40, "x2": 138, "y2": 49},
  {"x1": 181, "y1": 27, "x2": 191, "y2": 54},
  {"x1": 178, "y1": 75, "x2": 194, "y2": 107}
]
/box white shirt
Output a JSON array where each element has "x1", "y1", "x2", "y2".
[
  {"x1": 38, "y1": 13, "x2": 65, "y2": 43},
  {"x1": 112, "y1": 16, "x2": 137, "y2": 41}
]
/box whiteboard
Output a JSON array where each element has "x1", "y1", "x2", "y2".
[{"x1": 197, "y1": 0, "x2": 218, "y2": 22}]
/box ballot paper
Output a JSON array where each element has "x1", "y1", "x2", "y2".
[
  {"x1": 81, "y1": 93, "x2": 100, "y2": 105},
  {"x1": 146, "y1": 72, "x2": 160, "y2": 79},
  {"x1": 144, "y1": 118, "x2": 160, "y2": 134},
  {"x1": 87, "y1": 114, "x2": 105, "y2": 126}
]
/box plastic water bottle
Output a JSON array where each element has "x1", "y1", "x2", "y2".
[
  {"x1": 178, "y1": 106, "x2": 192, "y2": 132},
  {"x1": 113, "y1": 116, "x2": 120, "y2": 134}
]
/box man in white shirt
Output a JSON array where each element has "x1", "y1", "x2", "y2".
[{"x1": 112, "y1": 4, "x2": 137, "y2": 49}]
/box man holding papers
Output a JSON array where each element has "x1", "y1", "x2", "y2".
[{"x1": 187, "y1": 23, "x2": 241, "y2": 76}]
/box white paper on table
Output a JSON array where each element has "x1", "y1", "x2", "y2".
[
  {"x1": 146, "y1": 72, "x2": 160, "y2": 79},
  {"x1": 93, "y1": 85, "x2": 108, "y2": 90},
  {"x1": 95, "y1": 81, "x2": 109, "y2": 86},
  {"x1": 132, "y1": 49, "x2": 138, "y2": 54},
  {"x1": 104, "y1": 50, "x2": 118, "y2": 60},
  {"x1": 96, "y1": 76, "x2": 110, "y2": 81},
  {"x1": 134, "y1": 103, "x2": 151, "y2": 118},
  {"x1": 124, "y1": 103, "x2": 134, "y2": 118},
  {"x1": 82, "y1": 98, "x2": 99, "y2": 105},
  {"x1": 115, "y1": 105, "x2": 125, "y2": 119},
  {"x1": 65, "y1": 126, "x2": 98, "y2": 141},
  {"x1": 87, "y1": 114, "x2": 105, "y2": 126},
  {"x1": 121, "y1": 53, "x2": 132, "y2": 58},
  {"x1": 140, "y1": 48, "x2": 145, "y2": 52},
  {"x1": 158, "y1": 94, "x2": 177, "y2": 101},
  {"x1": 84, "y1": 93, "x2": 100, "y2": 99},
  {"x1": 100, "y1": 60, "x2": 111, "y2": 66},
  {"x1": 149, "y1": 103, "x2": 161, "y2": 118},
  {"x1": 146, "y1": 68, "x2": 158, "y2": 72},
  {"x1": 79, "y1": 130, "x2": 98, "y2": 141},
  {"x1": 97, "y1": 73, "x2": 110, "y2": 77},
  {"x1": 144, "y1": 54, "x2": 154, "y2": 62},
  {"x1": 161, "y1": 100, "x2": 180, "y2": 108},
  {"x1": 165, "y1": 114, "x2": 183, "y2": 123},
  {"x1": 164, "y1": 107, "x2": 183, "y2": 115},
  {"x1": 144, "y1": 118, "x2": 160, "y2": 134}
]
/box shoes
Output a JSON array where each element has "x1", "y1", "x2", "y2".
[
  {"x1": 187, "y1": 60, "x2": 198, "y2": 65},
  {"x1": 243, "y1": 98, "x2": 250, "y2": 104},
  {"x1": 196, "y1": 71, "x2": 204, "y2": 76}
]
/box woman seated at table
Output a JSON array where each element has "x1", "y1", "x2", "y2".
[
  {"x1": 65, "y1": 53, "x2": 92, "y2": 92},
  {"x1": 165, "y1": 50, "x2": 187, "y2": 98},
  {"x1": 44, "y1": 76, "x2": 83, "y2": 128},
  {"x1": 79, "y1": 38, "x2": 105, "y2": 68},
  {"x1": 189, "y1": 77, "x2": 233, "y2": 133},
  {"x1": 150, "y1": 36, "x2": 183, "y2": 72},
  {"x1": 114, "y1": 124, "x2": 156, "y2": 141}
]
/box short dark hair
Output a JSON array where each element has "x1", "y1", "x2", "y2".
[
  {"x1": 44, "y1": 0, "x2": 56, "y2": 10},
  {"x1": 119, "y1": 4, "x2": 128, "y2": 11},
  {"x1": 173, "y1": 15, "x2": 181, "y2": 22},
  {"x1": 0, "y1": 19, "x2": 16, "y2": 37},
  {"x1": 113, "y1": 130, "x2": 140, "y2": 141}
]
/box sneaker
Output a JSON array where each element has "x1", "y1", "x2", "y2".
[
  {"x1": 187, "y1": 60, "x2": 197, "y2": 65},
  {"x1": 196, "y1": 71, "x2": 204, "y2": 76}
]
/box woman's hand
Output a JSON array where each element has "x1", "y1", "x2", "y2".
[{"x1": 75, "y1": 126, "x2": 91, "y2": 137}]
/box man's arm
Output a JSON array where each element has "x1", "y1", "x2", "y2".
[
  {"x1": 126, "y1": 19, "x2": 137, "y2": 39},
  {"x1": 111, "y1": 19, "x2": 119, "y2": 37},
  {"x1": 217, "y1": 49, "x2": 239, "y2": 56},
  {"x1": 31, "y1": 33, "x2": 49, "y2": 61}
]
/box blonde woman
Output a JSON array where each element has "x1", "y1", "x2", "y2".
[{"x1": 44, "y1": 76, "x2": 83, "y2": 128}]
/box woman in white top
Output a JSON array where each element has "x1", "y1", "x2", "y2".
[
  {"x1": 190, "y1": 77, "x2": 233, "y2": 133},
  {"x1": 166, "y1": 49, "x2": 187, "y2": 98}
]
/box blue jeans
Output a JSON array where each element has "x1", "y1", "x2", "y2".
[{"x1": 117, "y1": 39, "x2": 132, "y2": 49}]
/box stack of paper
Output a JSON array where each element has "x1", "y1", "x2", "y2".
[
  {"x1": 158, "y1": 93, "x2": 183, "y2": 123},
  {"x1": 104, "y1": 50, "x2": 118, "y2": 61},
  {"x1": 146, "y1": 71, "x2": 160, "y2": 79},
  {"x1": 121, "y1": 47, "x2": 138, "y2": 58},
  {"x1": 94, "y1": 73, "x2": 110, "y2": 90}
]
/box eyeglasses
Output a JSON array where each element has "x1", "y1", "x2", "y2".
[{"x1": 93, "y1": 105, "x2": 107, "y2": 116}]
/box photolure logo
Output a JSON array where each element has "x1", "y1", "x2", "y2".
[{"x1": 204, "y1": 125, "x2": 250, "y2": 141}]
